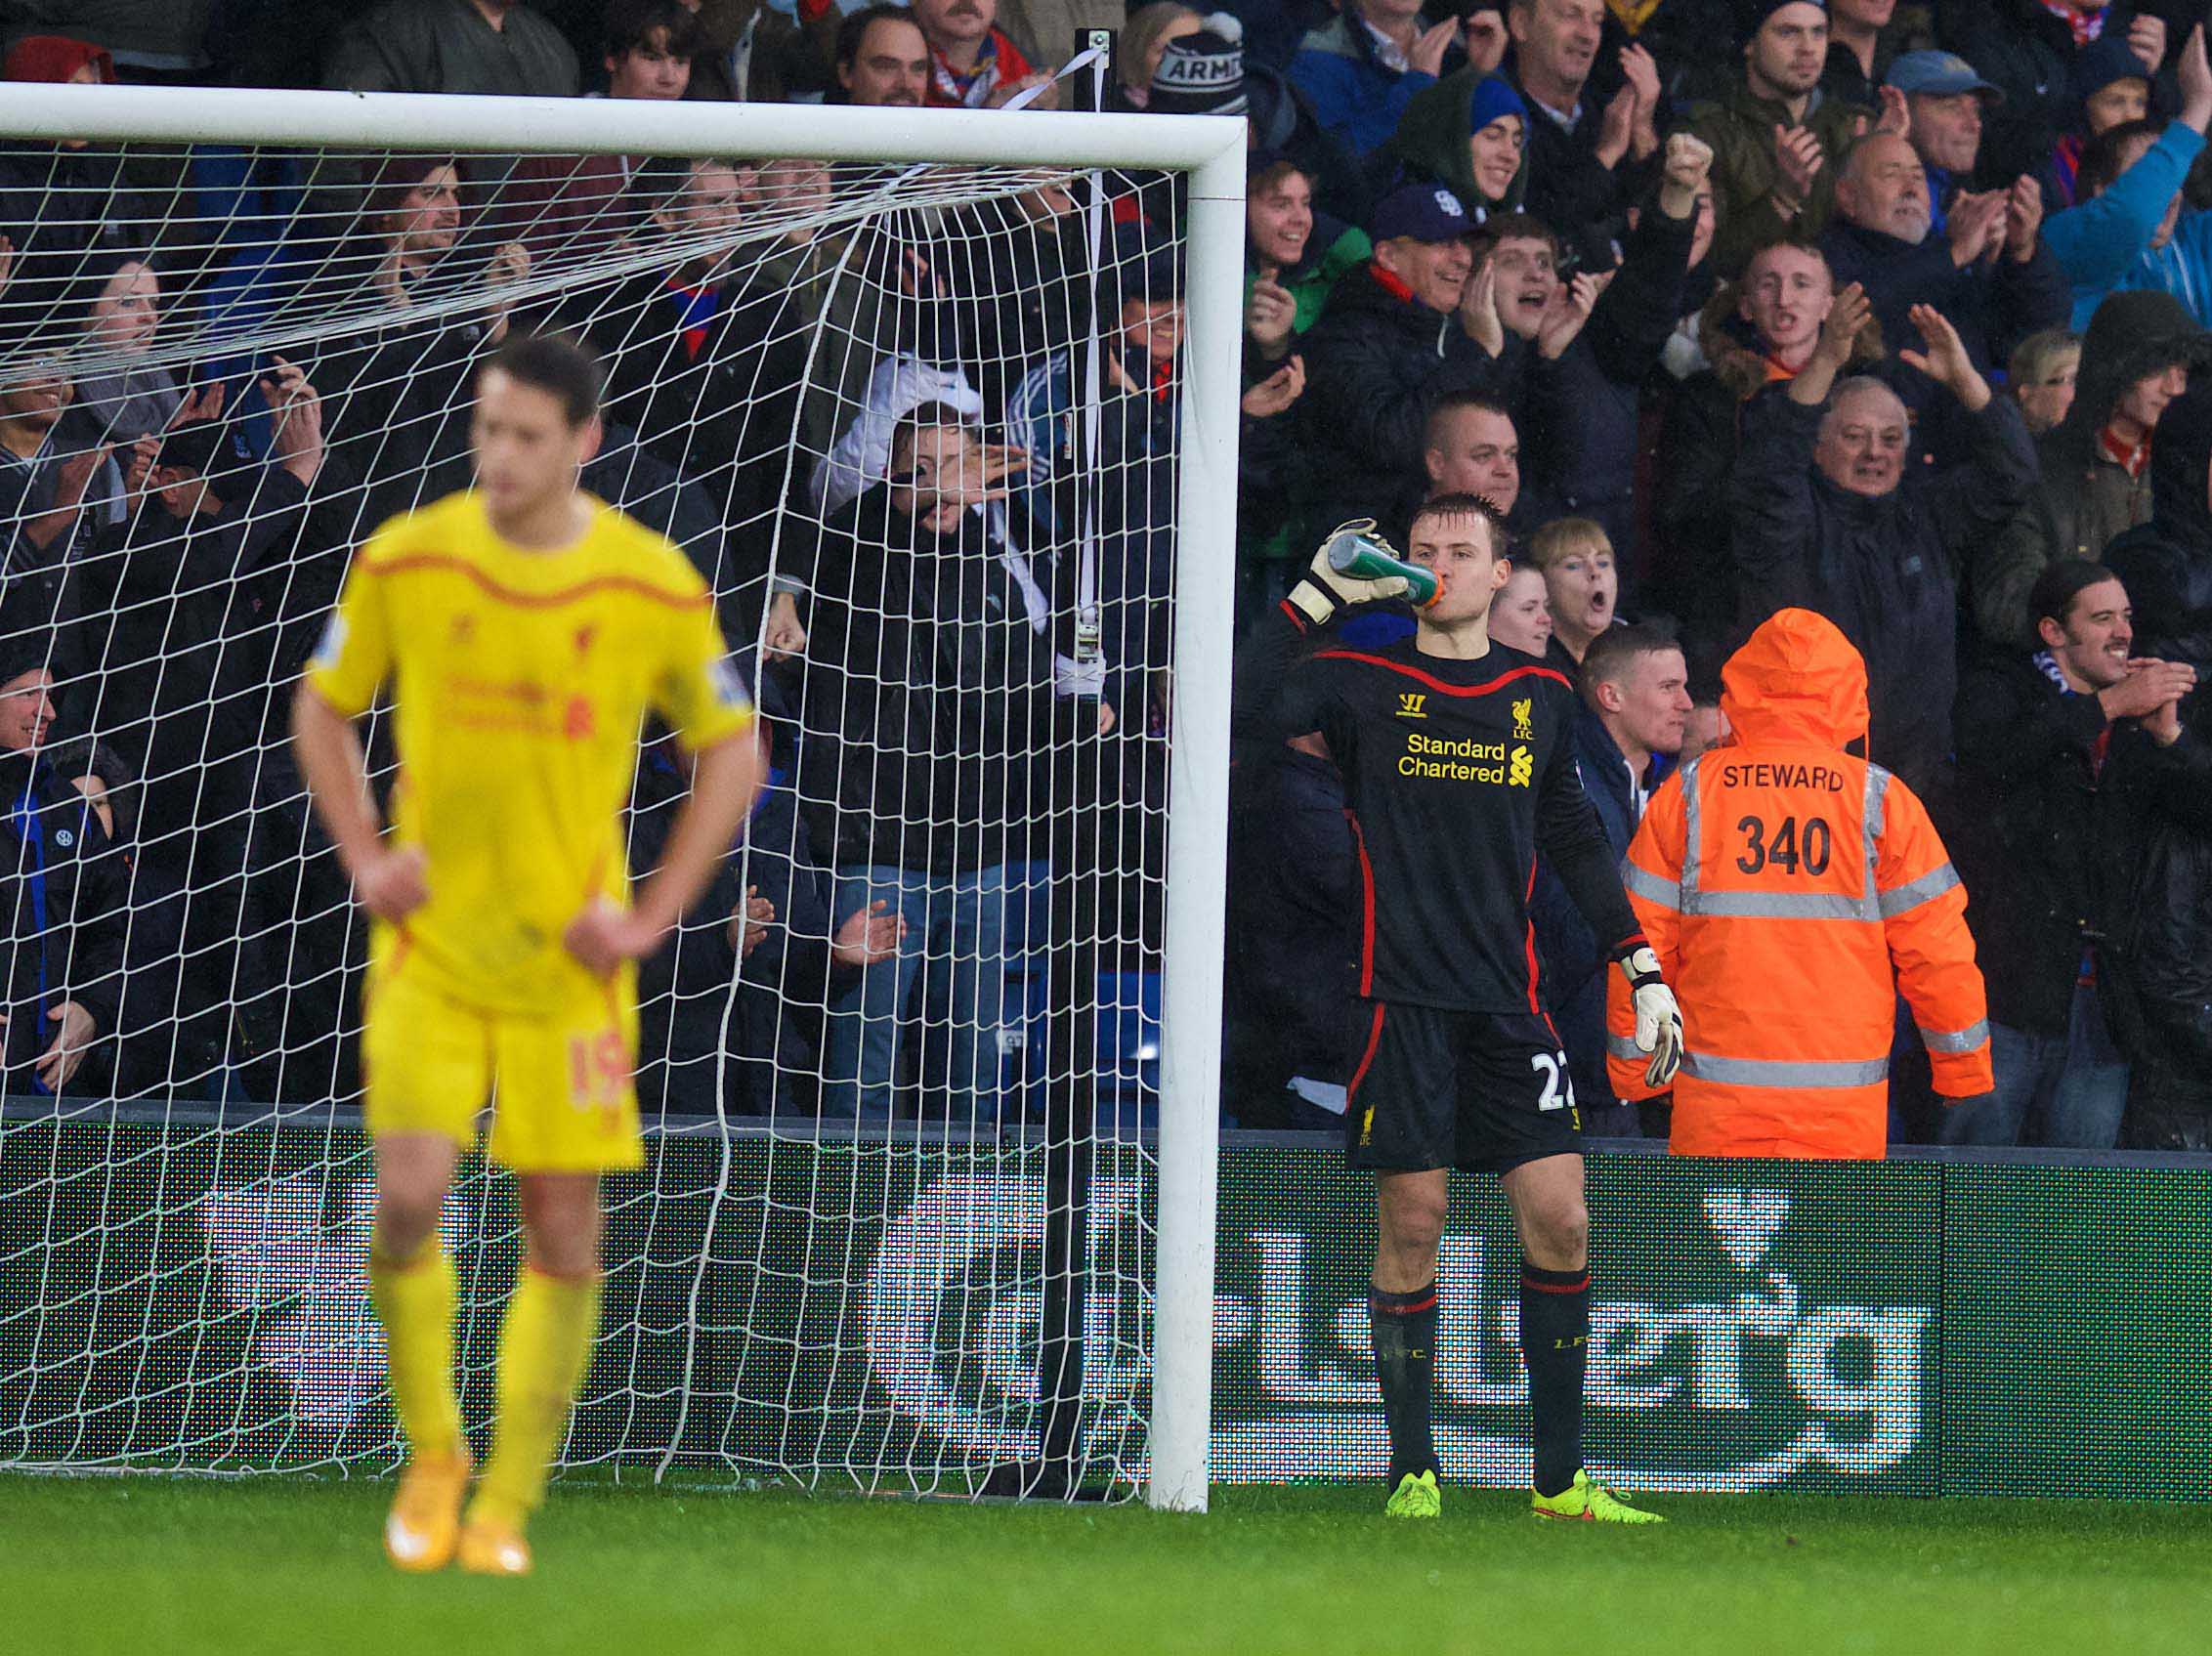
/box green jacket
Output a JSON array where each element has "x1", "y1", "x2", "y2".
[
  {"x1": 1245, "y1": 222, "x2": 1373, "y2": 339},
  {"x1": 1687, "y1": 81, "x2": 1866, "y2": 278},
  {"x1": 1381, "y1": 64, "x2": 1530, "y2": 223}
]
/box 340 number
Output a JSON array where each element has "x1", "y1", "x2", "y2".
[{"x1": 1735, "y1": 815, "x2": 1832, "y2": 876}]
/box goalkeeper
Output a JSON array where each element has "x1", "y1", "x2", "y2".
[
  {"x1": 292, "y1": 332, "x2": 761, "y2": 1576},
  {"x1": 1234, "y1": 497, "x2": 1683, "y2": 1523}
]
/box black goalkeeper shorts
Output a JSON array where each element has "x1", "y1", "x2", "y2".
[{"x1": 1344, "y1": 1002, "x2": 1583, "y2": 1173}]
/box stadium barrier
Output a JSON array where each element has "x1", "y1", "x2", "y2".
[{"x1": 6, "y1": 1107, "x2": 2207, "y2": 1500}]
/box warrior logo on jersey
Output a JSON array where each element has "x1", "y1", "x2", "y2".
[
  {"x1": 1511, "y1": 698, "x2": 1534, "y2": 742},
  {"x1": 1395, "y1": 693, "x2": 1427, "y2": 720}
]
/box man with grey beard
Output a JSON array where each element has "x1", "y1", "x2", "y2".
[{"x1": 1818, "y1": 130, "x2": 2068, "y2": 395}]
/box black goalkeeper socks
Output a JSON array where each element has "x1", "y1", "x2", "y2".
[
  {"x1": 1519, "y1": 1262, "x2": 1590, "y2": 1499},
  {"x1": 1368, "y1": 1282, "x2": 1439, "y2": 1486}
]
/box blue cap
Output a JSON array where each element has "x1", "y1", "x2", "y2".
[
  {"x1": 1369, "y1": 182, "x2": 1474, "y2": 244},
  {"x1": 1885, "y1": 50, "x2": 2004, "y2": 105},
  {"x1": 1468, "y1": 74, "x2": 1527, "y2": 136}
]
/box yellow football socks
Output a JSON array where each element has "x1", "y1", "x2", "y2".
[
  {"x1": 367, "y1": 1238, "x2": 465, "y2": 1462},
  {"x1": 470, "y1": 1266, "x2": 602, "y2": 1530}
]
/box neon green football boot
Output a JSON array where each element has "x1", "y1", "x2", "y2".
[
  {"x1": 1532, "y1": 1470, "x2": 1665, "y2": 1524},
  {"x1": 1383, "y1": 1469, "x2": 1441, "y2": 1518}
]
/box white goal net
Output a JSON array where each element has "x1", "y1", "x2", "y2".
[{"x1": 0, "y1": 87, "x2": 1237, "y2": 1507}]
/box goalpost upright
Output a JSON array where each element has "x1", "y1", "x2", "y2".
[{"x1": 0, "y1": 84, "x2": 1242, "y2": 1512}]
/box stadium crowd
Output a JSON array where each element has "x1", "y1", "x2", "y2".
[{"x1": 3, "y1": 0, "x2": 2212, "y2": 1155}]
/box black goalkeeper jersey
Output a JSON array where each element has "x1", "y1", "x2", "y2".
[{"x1": 1238, "y1": 607, "x2": 1643, "y2": 1016}]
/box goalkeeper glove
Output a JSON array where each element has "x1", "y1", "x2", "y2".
[
  {"x1": 1288, "y1": 519, "x2": 1422, "y2": 625},
  {"x1": 1616, "y1": 945, "x2": 1683, "y2": 1088}
]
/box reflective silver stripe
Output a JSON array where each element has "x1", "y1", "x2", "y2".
[
  {"x1": 1680, "y1": 754, "x2": 1704, "y2": 910},
  {"x1": 1920, "y1": 1019, "x2": 1990, "y2": 1055},
  {"x1": 1622, "y1": 862, "x2": 1680, "y2": 911},
  {"x1": 1688, "y1": 890, "x2": 1879, "y2": 921},
  {"x1": 1865, "y1": 764, "x2": 1890, "y2": 843},
  {"x1": 1606, "y1": 1033, "x2": 1645, "y2": 1061},
  {"x1": 1680, "y1": 1051, "x2": 1891, "y2": 1088},
  {"x1": 1878, "y1": 862, "x2": 1962, "y2": 918}
]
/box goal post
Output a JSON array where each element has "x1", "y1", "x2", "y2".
[{"x1": 0, "y1": 84, "x2": 1239, "y2": 1512}]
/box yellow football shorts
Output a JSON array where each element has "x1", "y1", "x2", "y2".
[{"x1": 362, "y1": 945, "x2": 644, "y2": 1173}]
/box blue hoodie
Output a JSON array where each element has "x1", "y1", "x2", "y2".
[{"x1": 2043, "y1": 121, "x2": 2212, "y2": 328}]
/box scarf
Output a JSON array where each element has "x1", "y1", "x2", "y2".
[{"x1": 2038, "y1": 0, "x2": 2106, "y2": 49}]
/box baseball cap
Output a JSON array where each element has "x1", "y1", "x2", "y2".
[
  {"x1": 1370, "y1": 183, "x2": 1474, "y2": 245},
  {"x1": 1885, "y1": 51, "x2": 2005, "y2": 104}
]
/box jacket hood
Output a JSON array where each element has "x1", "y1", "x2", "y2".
[
  {"x1": 1719, "y1": 608, "x2": 1871, "y2": 750},
  {"x1": 1382, "y1": 65, "x2": 1529, "y2": 219},
  {"x1": 2149, "y1": 378, "x2": 2212, "y2": 543},
  {"x1": 2052, "y1": 289, "x2": 2212, "y2": 470},
  {"x1": 3, "y1": 35, "x2": 113, "y2": 83}
]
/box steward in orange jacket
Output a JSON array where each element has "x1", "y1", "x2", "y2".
[{"x1": 1606, "y1": 609, "x2": 1993, "y2": 1158}]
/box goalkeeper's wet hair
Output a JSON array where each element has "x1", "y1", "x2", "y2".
[
  {"x1": 486, "y1": 332, "x2": 605, "y2": 428},
  {"x1": 1406, "y1": 491, "x2": 1510, "y2": 556}
]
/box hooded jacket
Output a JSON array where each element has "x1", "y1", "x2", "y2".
[
  {"x1": 1606, "y1": 609, "x2": 1993, "y2": 1158},
  {"x1": 1297, "y1": 258, "x2": 1523, "y2": 533},
  {"x1": 2105, "y1": 377, "x2": 2212, "y2": 689},
  {"x1": 1730, "y1": 384, "x2": 2037, "y2": 796},
  {"x1": 1977, "y1": 289, "x2": 2212, "y2": 648},
  {"x1": 1381, "y1": 66, "x2": 1531, "y2": 227}
]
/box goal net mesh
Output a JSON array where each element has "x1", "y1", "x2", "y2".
[{"x1": 0, "y1": 114, "x2": 1186, "y2": 1499}]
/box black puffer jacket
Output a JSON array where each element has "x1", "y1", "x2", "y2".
[
  {"x1": 1950, "y1": 648, "x2": 2124, "y2": 1038},
  {"x1": 2089, "y1": 381, "x2": 2212, "y2": 1071},
  {"x1": 1297, "y1": 259, "x2": 1522, "y2": 532},
  {"x1": 1731, "y1": 391, "x2": 2037, "y2": 795}
]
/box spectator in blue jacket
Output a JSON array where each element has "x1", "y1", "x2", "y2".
[
  {"x1": 1530, "y1": 621, "x2": 1689, "y2": 1131},
  {"x1": 1290, "y1": 0, "x2": 1464, "y2": 156},
  {"x1": 2043, "y1": 26, "x2": 2212, "y2": 327}
]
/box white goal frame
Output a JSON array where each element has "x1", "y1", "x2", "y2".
[{"x1": 0, "y1": 82, "x2": 1239, "y2": 1514}]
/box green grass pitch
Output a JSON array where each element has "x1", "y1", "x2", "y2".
[{"x1": 5, "y1": 1472, "x2": 2211, "y2": 1655}]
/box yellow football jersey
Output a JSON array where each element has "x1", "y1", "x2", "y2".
[{"x1": 306, "y1": 490, "x2": 754, "y2": 1014}]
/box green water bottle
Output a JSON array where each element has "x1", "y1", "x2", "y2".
[{"x1": 1323, "y1": 523, "x2": 1440, "y2": 608}]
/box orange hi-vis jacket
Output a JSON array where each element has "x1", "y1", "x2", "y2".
[{"x1": 1605, "y1": 609, "x2": 1993, "y2": 1159}]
